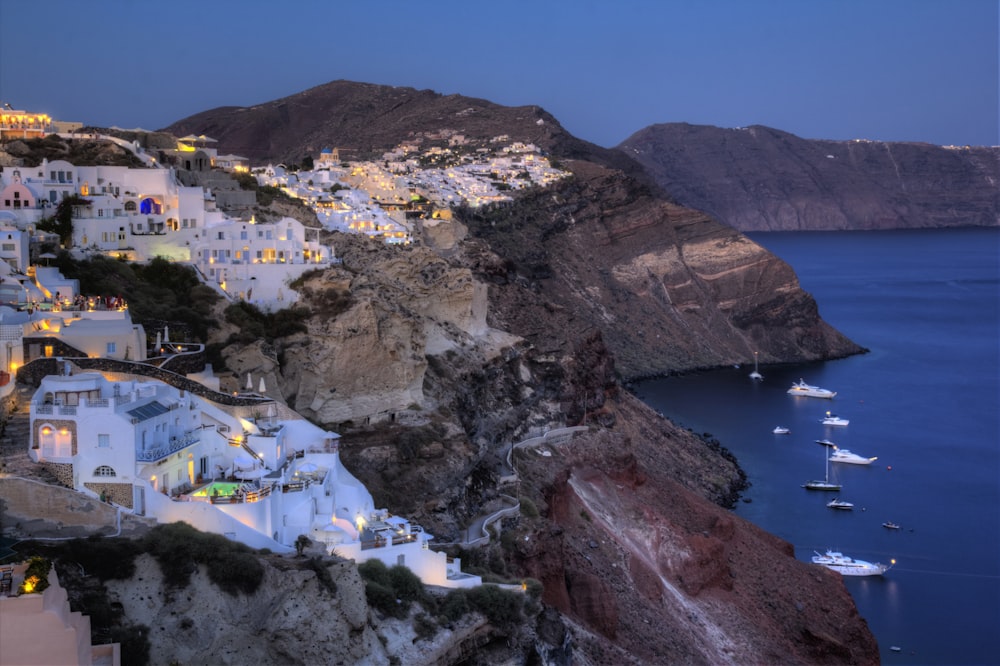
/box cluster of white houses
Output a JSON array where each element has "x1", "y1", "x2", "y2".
[
  {"x1": 254, "y1": 138, "x2": 569, "y2": 246},
  {"x1": 25, "y1": 369, "x2": 479, "y2": 588},
  {"x1": 0, "y1": 141, "x2": 334, "y2": 311},
  {"x1": 0, "y1": 112, "x2": 485, "y2": 589}
]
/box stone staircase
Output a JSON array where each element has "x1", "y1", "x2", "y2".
[{"x1": 0, "y1": 387, "x2": 58, "y2": 483}]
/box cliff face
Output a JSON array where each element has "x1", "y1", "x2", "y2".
[
  {"x1": 457, "y1": 159, "x2": 861, "y2": 379},
  {"x1": 513, "y1": 395, "x2": 879, "y2": 665},
  {"x1": 155, "y1": 82, "x2": 877, "y2": 662},
  {"x1": 619, "y1": 122, "x2": 1000, "y2": 231}
]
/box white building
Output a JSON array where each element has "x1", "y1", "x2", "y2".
[
  {"x1": 28, "y1": 372, "x2": 479, "y2": 588},
  {"x1": 192, "y1": 216, "x2": 335, "y2": 310},
  {"x1": 0, "y1": 226, "x2": 29, "y2": 272}
]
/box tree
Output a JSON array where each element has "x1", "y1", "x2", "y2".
[{"x1": 36, "y1": 194, "x2": 89, "y2": 246}]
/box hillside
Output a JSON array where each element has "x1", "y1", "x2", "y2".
[
  {"x1": 619, "y1": 122, "x2": 1000, "y2": 231},
  {"x1": 162, "y1": 79, "x2": 642, "y2": 176},
  {"x1": 3, "y1": 81, "x2": 878, "y2": 664}
]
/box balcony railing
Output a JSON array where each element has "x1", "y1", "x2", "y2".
[{"x1": 136, "y1": 433, "x2": 200, "y2": 462}]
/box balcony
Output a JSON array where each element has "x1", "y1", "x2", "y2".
[{"x1": 135, "y1": 432, "x2": 200, "y2": 462}]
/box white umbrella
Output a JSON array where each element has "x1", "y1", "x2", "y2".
[
  {"x1": 298, "y1": 462, "x2": 318, "y2": 473},
  {"x1": 258, "y1": 377, "x2": 266, "y2": 393},
  {"x1": 234, "y1": 455, "x2": 256, "y2": 469},
  {"x1": 246, "y1": 372, "x2": 253, "y2": 390}
]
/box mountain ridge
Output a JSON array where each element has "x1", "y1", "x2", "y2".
[{"x1": 618, "y1": 122, "x2": 1000, "y2": 231}]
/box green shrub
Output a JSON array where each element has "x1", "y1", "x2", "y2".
[
  {"x1": 18, "y1": 556, "x2": 51, "y2": 594},
  {"x1": 388, "y1": 564, "x2": 426, "y2": 606},
  {"x1": 364, "y1": 579, "x2": 406, "y2": 618},
  {"x1": 467, "y1": 584, "x2": 523, "y2": 631},
  {"x1": 439, "y1": 588, "x2": 471, "y2": 622},
  {"x1": 224, "y1": 301, "x2": 309, "y2": 344},
  {"x1": 142, "y1": 523, "x2": 263, "y2": 596},
  {"x1": 358, "y1": 558, "x2": 392, "y2": 587},
  {"x1": 63, "y1": 535, "x2": 140, "y2": 580},
  {"x1": 359, "y1": 560, "x2": 431, "y2": 617}
]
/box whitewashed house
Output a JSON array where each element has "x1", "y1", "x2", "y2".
[
  {"x1": 192, "y1": 216, "x2": 335, "y2": 310},
  {"x1": 0, "y1": 226, "x2": 30, "y2": 272},
  {"x1": 27, "y1": 372, "x2": 480, "y2": 587}
]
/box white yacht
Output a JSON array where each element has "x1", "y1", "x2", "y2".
[
  {"x1": 787, "y1": 379, "x2": 837, "y2": 399},
  {"x1": 773, "y1": 426, "x2": 790, "y2": 435},
  {"x1": 829, "y1": 448, "x2": 876, "y2": 465},
  {"x1": 826, "y1": 498, "x2": 854, "y2": 510},
  {"x1": 821, "y1": 411, "x2": 850, "y2": 426},
  {"x1": 812, "y1": 550, "x2": 893, "y2": 576}
]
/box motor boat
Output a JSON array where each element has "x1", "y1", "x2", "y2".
[
  {"x1": 826, "y1": 498, "x2": 854, "y2": 510},
  {"x1": 815, "y1": 439, "x2": 837, "y2": 447},
  {"x1": 829, "y1": 448, "x2": 876, "y2": 465},
  {"x1": 812, "y1": 550, "x2": 894, "y2": 576},
  {"x1": 821, "y1": 411, "x2": 849, "y2": 426},
  {"x1": 773, "y1": 426, "x2": 790, "y2": 435},
  {"x1": 883, "y1": 521, "x2": 901, "y2": 530},
  {"x1": 787, "y1": 379, "x2": 836, "y2": 399}
]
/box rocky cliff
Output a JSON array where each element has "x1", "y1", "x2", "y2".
[
  {"x1": 2, "y1": 81, "x2": 883, "y2": 663},
  {"x1": 619, "y1": 122, "x2": 1000, "y2": 231},
  {"x1": 165, "y1": 80, "x2": 879, "y2": 663}
]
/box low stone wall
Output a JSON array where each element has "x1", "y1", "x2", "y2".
[
  {"x1": 157, "y1": 350, "x2": 207, "y2": 376},
  {"x1": 83, "y1": 481, "x2": 134, "y2": 508},
  {"x1": 40, "y1": 461, "x2": 73, "y2": 488},
  {"x1": 0, "y1": 477, "x2": 118, "y2": 538}
]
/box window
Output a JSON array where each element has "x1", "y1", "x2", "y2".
[
  {"x1": 98, "y1": 434, "x2": 110, "y2": 448},
  {"x1": 94, "y1": 465, "x2": 117, "y2": 477},
  {"x1": 240, "y1": 231, "x2": 248, "y2": 240},
  {"x1": 43, "y1": 345, "x2": 54, "y2": 358},
  {"x1": 106, "y1": 342, "x2": 117, "y2": 354}
]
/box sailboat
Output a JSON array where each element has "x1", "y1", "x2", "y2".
[
  {"x1": 803, "y1": 446, "x2": 842, "y2": 491},
  {"x1": 749, "y1": 351, "x2": 763, "y2": 381}
]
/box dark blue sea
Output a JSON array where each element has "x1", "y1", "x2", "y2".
[{"x1": 636, "y1": 229, "x2": 1000, "y2": 665}]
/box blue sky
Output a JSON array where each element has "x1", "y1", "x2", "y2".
[{"x1": 1, "y1": 0, "x2": 997, "y2": 147}]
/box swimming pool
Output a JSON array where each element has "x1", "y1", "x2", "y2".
[{"x1": 191, "y1": 481, "x2": 241, "y2": 498}]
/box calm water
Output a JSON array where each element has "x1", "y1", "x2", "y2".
[{"x1": 636, "y1": 229, "x2": 1000, "y2": 665}]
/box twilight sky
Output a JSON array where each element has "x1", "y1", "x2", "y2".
[{"x1": 1, "y1": 0, "x2": 997, "y2": 148}]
